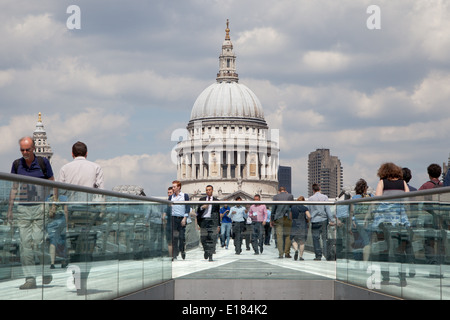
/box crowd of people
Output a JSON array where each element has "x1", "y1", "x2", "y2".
[
  {"x1": 164, "y1": 182, "x2": 329, "y2": 262},
  {"x1": 7, "y1": 135, "x2": 450, "y2": 290},
  {"x1": 165, "y1": 161, "x2": 450, "y2": 287}
]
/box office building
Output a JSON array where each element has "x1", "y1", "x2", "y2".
[
  {"x1": 278, "y1": 166, "x2": 292, "y2": 194},
  {"x1": 308, "y1": 148, "x2": 343, "y2": 198}
]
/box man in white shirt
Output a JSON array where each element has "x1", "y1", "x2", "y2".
[
  {"x1": 57, "y1": 141, "x2": 104, "y2": 295},
  {"x1": 58, "y1": 141, "x2": 104, "y2": 189},
  {"x1": 196, "y1": 185, "x2": 220, "y2": 261}
]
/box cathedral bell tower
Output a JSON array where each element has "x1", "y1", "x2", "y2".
[
  {"x1": 216, "y1": 19, "x2": 239, "y2": 83},
  {"x1": 33, "y1": 112, "x2": 53, "y2": 162}
]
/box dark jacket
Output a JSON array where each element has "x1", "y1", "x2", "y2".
[
  {"x1": 271, "y1": 191, "x2": 294, "y2": 222},
  {"x1": 196, "y1": 196, "x2": 221, "y2": 227}
]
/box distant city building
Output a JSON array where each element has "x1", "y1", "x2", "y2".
[
  {"x1": 113, "y1": 185, "x2": 146, "y2": 196},
  {"x1": 443, "y1": 153, "x2": 450, "y2": 180},
  {"x1": 33, "y1": 112, "x2": 53, "y2": 162},
  {"x1": 174, "y1": 20, "x2": 279, "y2": 201},
  {"x1": 308, "y1": 148, "x2": 343, "y2": 198},
  {"x1": 0, "y1": 180, "x2": 11, "y2": 210},
  {"x1": 278, "y1": 166, "x2": 292, "y2": 194}
]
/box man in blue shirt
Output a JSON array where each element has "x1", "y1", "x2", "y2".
[
  {"x1": 169, "y1": 180, "x2": 190, "y2": 260},
  {"x1": 8, "y1": 136, "x2": 55, "y2": 290},
  {"x1": 229, "y1": 197, "x2": 247, "y2": 255},
  {"x1": 11, "y1": 137, "x2": 54, "y2": 180},
  {"x1": 309, "y1": 184, "x2": 335, "y2": 261}
]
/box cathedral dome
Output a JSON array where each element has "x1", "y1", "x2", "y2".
[
  {"x1": 189, "y1": 20, "x2": 266, "y2": 125},
  {"x1": 190, "y1": 81, "x2": 265, "y2": 121},
  {"x1": 176, "y1": 20, "x2": 279, "y2": 201}
]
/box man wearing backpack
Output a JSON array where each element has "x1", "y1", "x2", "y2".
[
  {"x1": 419, "y1": 164, "x2": 443, "y2": 190},
  {"x1": 8, "y1": 136, "x2": 55, "y2": 289}
]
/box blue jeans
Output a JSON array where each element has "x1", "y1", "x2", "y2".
[
  {"x1": 251, "y1": 222, "x2": 264, "y2": 253},
  {"x1": 311, "y1": 220, "x2": 328, "y2": 259},
  {"x1": 220, "y1": 222, "x2": 231, "y2": 247}
]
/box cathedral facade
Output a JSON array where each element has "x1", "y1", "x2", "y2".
[{"x1": 174, "y1": 21, "x2": 279, "y2": 201}]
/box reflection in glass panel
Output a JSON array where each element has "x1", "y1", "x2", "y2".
[
  {"x1": 4, "y1": 180, "x2": 53, "y2": 300},
  {"x1": 335, "y1": 191, "x2": 450, "y2": 300},
  {"x1": 117, "y1": 200, "x2": 146, "y2": 296},
  {"x1": 144, "y1": 203, "x2": 172, "y2": 287},
  {"x1": 0, "y1": 177, "x2": 172, "y2": 300},
  {"x1": 1, "y1": 173, "x2": 449, "y2": 300}
]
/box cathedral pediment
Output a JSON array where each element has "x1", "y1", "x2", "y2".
[{"x1": 220, "y1": 190, "x2": 254, "y2": 201}]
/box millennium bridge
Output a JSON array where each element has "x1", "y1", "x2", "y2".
[{"x1": 0, "y1": 172, "x2": 449, "y2": 302}]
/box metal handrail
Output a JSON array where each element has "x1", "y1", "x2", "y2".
[
  {"x1": 0, "y1": 172, "x2": 171, "y2": 204},
  {"x1": 2, "y1": 171, "x2": 449, "y2": 205}
]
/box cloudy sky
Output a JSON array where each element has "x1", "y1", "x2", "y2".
[{"x1": 1, "y1": 0, "x2": 449, "y2": 197}]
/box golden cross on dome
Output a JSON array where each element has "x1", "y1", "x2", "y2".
[{"x1": 225, "y1": 19, "x2": 230, "y2": 40}]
